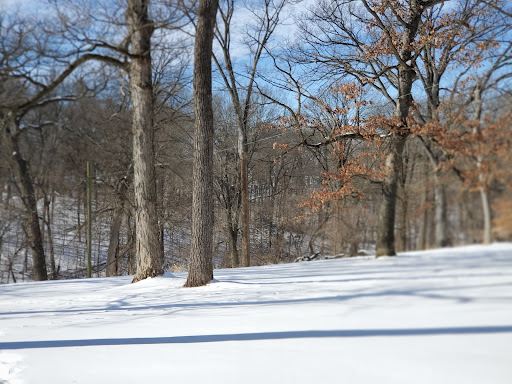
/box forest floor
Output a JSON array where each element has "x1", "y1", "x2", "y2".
[{"x1": 1, "y1": 243, "x2": 512, "y2": 383}]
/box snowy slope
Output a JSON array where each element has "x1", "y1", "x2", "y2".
[{"x1": 1, "y1": 243, "x2": 512, "y2": 383}]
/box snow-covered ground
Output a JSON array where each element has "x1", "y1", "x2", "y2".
[{"x1": 1, "y1": 243, "x2": 511, "y2": 383}]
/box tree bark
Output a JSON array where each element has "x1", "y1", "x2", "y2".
[
  {"x1": 128, "y1": 0, "x2": 164, "y2": 283},
  {"x1": 185, "y1": 0, "x2": 219, "y2": 287},
  {"x1": 376, "y1": 134, "x2": 406, "y2": 257}
]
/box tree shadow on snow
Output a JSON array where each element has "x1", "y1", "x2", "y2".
[
  {"x1": 2, "y1": 326, "x2": 512, "y2": 350},
  {"x1": 4, "y1": 277, "x2": 512, "y2": 318}
]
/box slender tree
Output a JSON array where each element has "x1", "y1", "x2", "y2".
[
  {"x1": 185, "y1": 0, "x2": 219, "y2": 287},
  {"x1": 213, "y1": 0, "x2": 290, "y2": 267}
]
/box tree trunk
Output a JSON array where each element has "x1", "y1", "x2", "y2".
[
  {"x1": 86, "y1": 162, "x2": 92, "y2": 278},
  {"x1": 480, "y1": 186, "x2": 492, "y2": 244},
  {"x1": 417, "y1": 171, "x2": 429, "y2": 250},
  {"x1": 240, "y1": 150, "x2": 250, "y2": 267},
  {"x1": 434, "y1": 179, "x2": 450, "y2": 247},
  {"x1": 44, "y1": 194, "x2": 58, "y2": 279},
  {"x1": 77, "y1": 188, "x2": 82, "y2": 243},
  {"x1": 398, "y1": 195, "x2": 408, "y2": 252},
  {"x1": 376, "y1": 134, "x2": 406, "y2": 257},
  {"x1": 127, "y1": 0, "x2": 164, "y2": 282},
  {"x1": 185, "y1": 0, "x2": 218, "y2": 287},
  {"x1": 397, "y1": 154, "x2": 409, "y2": 253},
  {"x1": 473, "y1": 85, "x2": 493, "y2": 244},
  {"x1": 6, "y1": 130, "x2": 48, "y2": 281},
  {"x1": 106, "y1": 176, "x2": 129, "y2": 277}
]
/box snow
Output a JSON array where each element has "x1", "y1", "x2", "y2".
[{"x1": 1, "y1": 243, "x2": 512, "y2": 383}]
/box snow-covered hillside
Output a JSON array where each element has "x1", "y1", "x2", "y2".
[{"x1": 1, "y1": 243, "x2": 512, "y2": 383}]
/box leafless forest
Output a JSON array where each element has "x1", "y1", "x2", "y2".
[{"x1": 1, "y1": 0, "x2": 511, "y2": 284}]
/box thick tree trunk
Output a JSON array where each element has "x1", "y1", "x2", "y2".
[
  {"x1": 128, "y1": 0, "x2": 164, "y2": 282},
  {"x1": 185, "y1": 0, "x2": 218, "y2": 287},
  {"x1": 376, "y1": 134, "x2": 406, "y2": 257},
  {"x1": 6, "y1": 130, "x2": 48, "y2": 281},
  {"x1": 106, "y1": 176, "x2": 129, "y2": 277}
]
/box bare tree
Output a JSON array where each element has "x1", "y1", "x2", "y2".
[
  {"x1": 212, "y1": 0, "x2": 291, "y2": 267},
  {"x1": 0, "y1": 10, "x2": 124, "y2": 280}
]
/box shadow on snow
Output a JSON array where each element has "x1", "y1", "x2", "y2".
[{"x1": 2, "y1": 326, "x2": 512, "y2": 350}]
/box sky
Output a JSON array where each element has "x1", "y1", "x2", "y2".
[{"x1": 0, "y1": 0, "x2": 41, "y2": 13}]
